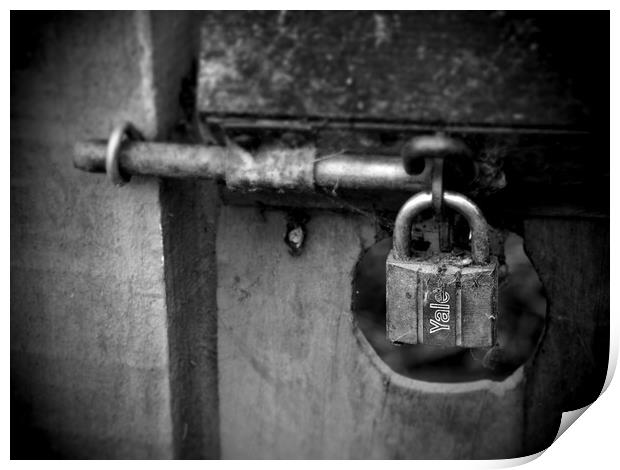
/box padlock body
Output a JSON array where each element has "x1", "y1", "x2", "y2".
[{"x1": 386, "y1": 252, "x2": 497, "y2": 348}]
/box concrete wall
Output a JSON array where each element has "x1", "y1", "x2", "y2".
[{"x1": 10, "y1": 12, "x2": 210, "y2": 458}]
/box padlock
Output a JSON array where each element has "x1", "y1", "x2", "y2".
[{"x1": 386, "y1": 190, "x2": 497, "y2": 348}]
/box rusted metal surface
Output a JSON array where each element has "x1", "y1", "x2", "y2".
[
  {"x1": 386, "y1": 256, "x2": 497, "y2": 348},
  {"x1": 74, "y1": 140, "x2": 228, "y2": 179},
  {"x1": 75, "y1": 12, "x2": 608, "y2": 217},
  {"x1": 74, "y1": 140, "x2": 429, "y2": 192},
  {"x1": 195, "y1": 11, "x2": 607, "y2": 218},
  {"x1": 401, "y1": 135, "x2": 471, "y2": 211},
  {"x1": 199, "y1": 11, "x2": 606, "y2": 127},
  {"x1": 314, "y1": 153, "x2": 429, "y2": 192},
  {"x1": 400, "y1": 134, "x2": 472, "y2": 248},
  {"x1": 202, "y1": 116, "x2": 605, "y2": 199},
  {"x1": 202, "y1": 117, "x2": 607, "y2": 215},
  {"x1": 225, "y1": 144, "x2": 316, "y2": 192},
  {"x1": 73, "y1": 131, "x2": 608, "y2": 218},
  {"x1": 387, "y1": 191, "x2": 497, "y2": 348}
]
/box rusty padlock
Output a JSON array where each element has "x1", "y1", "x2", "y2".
[{"x1": 386, "y1": 190, "x2": 498, "y2": 348}]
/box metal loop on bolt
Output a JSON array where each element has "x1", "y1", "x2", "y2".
[
  {"x1": 106, "y1": 122, "x2": 143, "y2": 186},
  {"x1": 431, "y1": 157, "x2": 444, "y2": 215},
  {"x1": 401, "y1": 134, "x2": 471, "y2": 216}
]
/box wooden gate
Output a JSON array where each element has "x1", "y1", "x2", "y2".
[
  {"x1": 198, "y1": 12, "x2": 609, "y2": 458},
  {"x1": 13, "y1": 11, "x2": 608, "y2": 459}
]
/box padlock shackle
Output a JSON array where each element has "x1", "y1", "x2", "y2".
[{"x1": 393, "y1": 190, "x2": 490, "y2": 264}]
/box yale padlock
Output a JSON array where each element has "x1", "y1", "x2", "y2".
[{"x1": 386, "y1": 190, "x2": 498, "y2": 348}]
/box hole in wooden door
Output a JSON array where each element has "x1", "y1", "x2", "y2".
[{"x1": 351, "y1": 231, "x2": 546, "y2": 382}]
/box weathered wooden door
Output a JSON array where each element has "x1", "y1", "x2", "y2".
[
  {"x1": 59, "y1": 11, "x2": 609, "y2": 459},
  {"x1": 196, "y1": 11, "x2": 609, "y2": 459}
]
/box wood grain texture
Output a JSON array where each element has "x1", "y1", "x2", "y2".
[
  {"x1": 523, "y1": 218, "x2": 609, "y2": 454},
  {"x1": 153, "y1": 12, "x2": 222, "y2": 459},
  {"x1": 161, "y1": 179, "x2": 221, "y2": 459},
  {"x1": 10, "y1": 11, "x2": 210, "y2": 458},
  {"x1": 216, "y1": 206, "x2": 533, "y2": 459},
  {"x1": 10, "y1": 12, "x2": 175, "y2": 458},
  {"x1": 199, "y1": 11, "x2": 607, "y2": 128}
]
